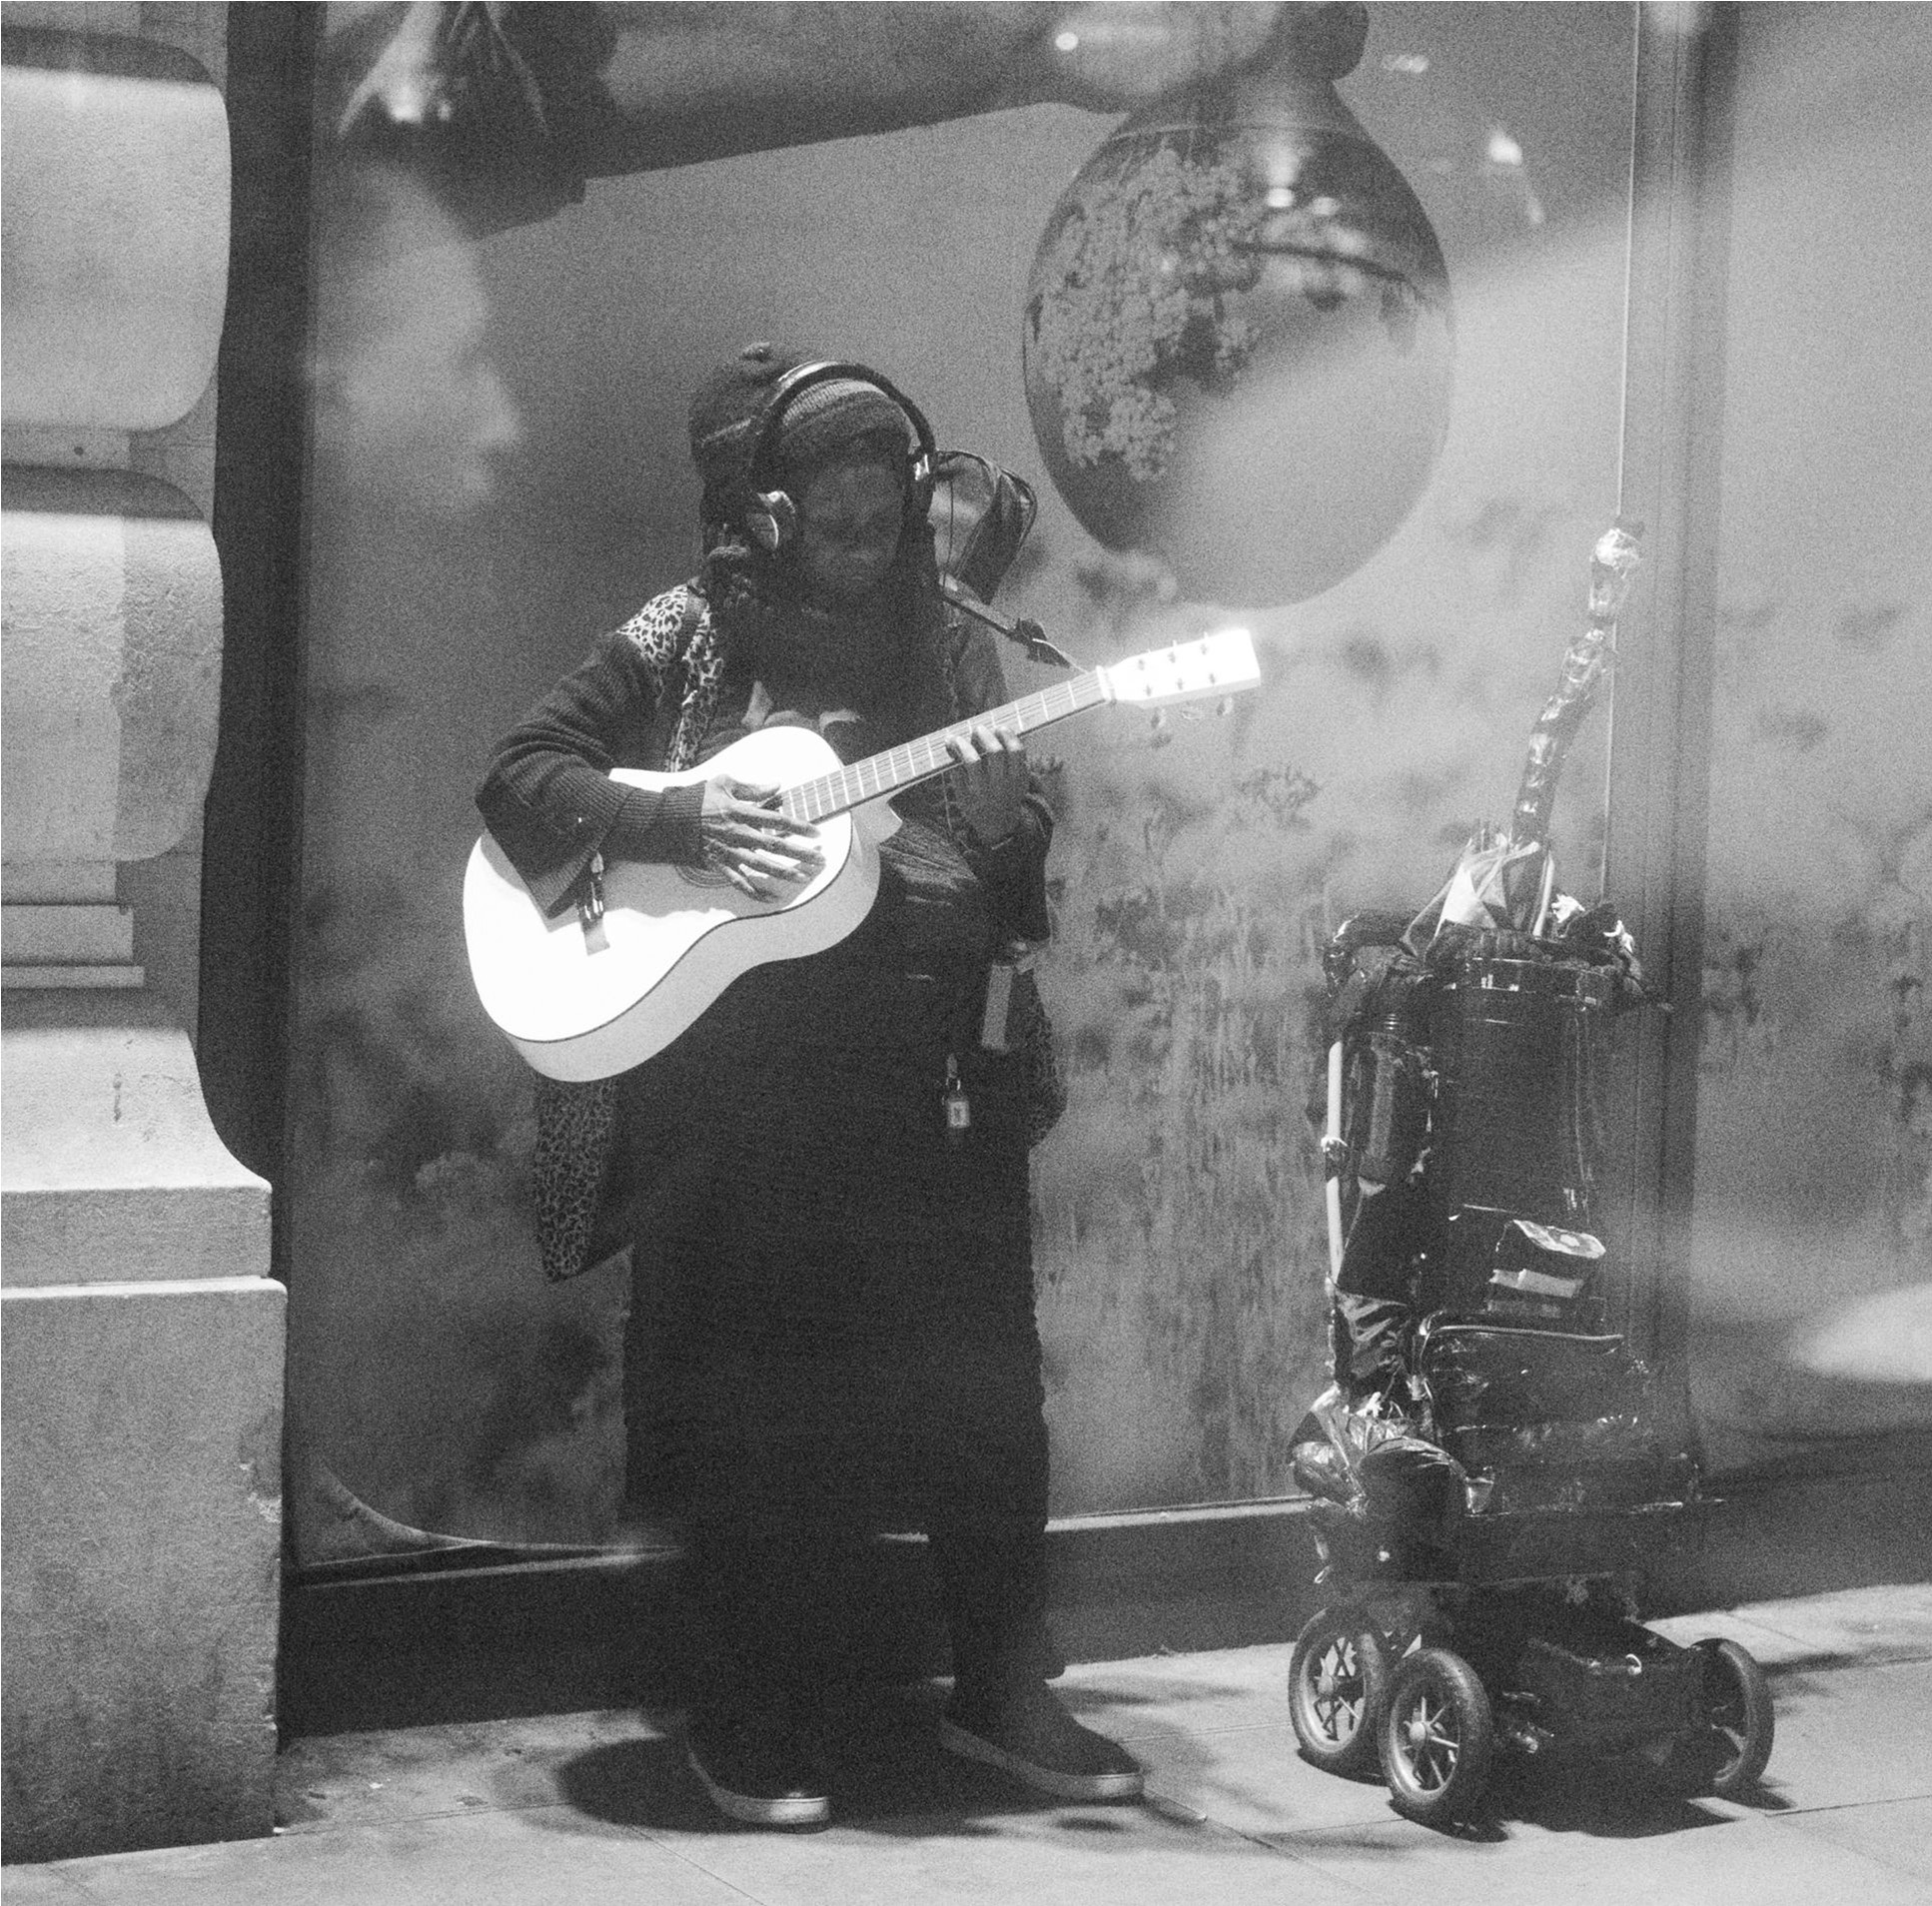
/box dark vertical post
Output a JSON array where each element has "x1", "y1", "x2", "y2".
[
  {"x1": 200, "y1": 2, "x2": 320, "y2": 1257},
  {"x1": 1600, "y1": 4, "x2": 1738, "y2": 1398}
]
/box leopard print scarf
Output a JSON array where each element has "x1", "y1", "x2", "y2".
[{"x1": 530, "y1": 583, "x2": 722, "y2": 1282}]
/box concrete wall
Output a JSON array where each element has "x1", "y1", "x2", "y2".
[{"x1": 1, "y1": 4, "x2": 284, "y2": 1863}]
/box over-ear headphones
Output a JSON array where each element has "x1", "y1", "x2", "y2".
[{"x1": 739, "y1": 361, "x2": 937, "y2": 555}]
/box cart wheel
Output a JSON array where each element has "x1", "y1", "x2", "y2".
[
  {"x1": 1378, "y1": 1647, "x2": 1494, "y2": 1826},
  {"x1": 1647, "y1": 1637, "x2": 1775, "y2": 1800},
  {"x1": 1289, "y1": 1610, "x2": 1392, "y2": 1775}
]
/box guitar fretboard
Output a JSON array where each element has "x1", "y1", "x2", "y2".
[{"x1": 777, "y1": 671, "x2": 1111, "y2": 824}]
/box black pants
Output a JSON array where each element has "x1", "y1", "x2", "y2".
[{"x1": 619, "y1": 963, "x2": 1052, "y2": 1716}]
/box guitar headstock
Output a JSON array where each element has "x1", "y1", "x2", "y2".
[{"x1": 1097, "y1": 628, "x2": 1261, "y2": 707}]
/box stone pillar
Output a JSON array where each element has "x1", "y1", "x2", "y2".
[{"x1": 1, "y1": 11, "x2": 285, "y2": 1862}]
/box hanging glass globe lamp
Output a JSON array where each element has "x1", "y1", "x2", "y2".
[{"x1": 1023, "y1": 5, "x2": 1455, "y2": 607}]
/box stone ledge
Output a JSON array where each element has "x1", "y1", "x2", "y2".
[
  {"x1": 1, "y1": 963, "x2": 146, "y2": 990},
  {"x1": 2, "y1": 1276, "x2": 285, "y2": 1863},
  {"x1": 1, "y1": 1013, "x2": 269, "y2": 1265},
  {"x1": 0, "y1": 1168, "x2": 274, "y2": 1280},
  {"x1": 2, "y1": 902, "x2": 136, "y2": 963}
]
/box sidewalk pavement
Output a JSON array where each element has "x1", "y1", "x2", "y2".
[{"x1": 8, "y1": 1582, "x2": 1931, "y2": 1906}]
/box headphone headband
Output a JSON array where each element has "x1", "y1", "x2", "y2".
[{"x1": 744, "y1": 359, "x2": 936, "y2": 514}]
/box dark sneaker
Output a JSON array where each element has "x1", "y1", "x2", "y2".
[
  {"x1": 685, "y1": 1711, "x2": 831, "y2": 1827},
  {"x1": 940, "y1": 1682, "x2": 1144, "y2": 1801}
]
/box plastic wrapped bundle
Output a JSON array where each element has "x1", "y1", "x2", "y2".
[{"x1": 1291, "y1": 1384, "x2": 1467, "y2": 1539}]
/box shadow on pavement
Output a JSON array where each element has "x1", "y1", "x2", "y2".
[
  {"x1": 1481, "y1": 1753, "x2": 1786, "y2": 1836},
  {"x1": 553, "y1": 1686, "x2": 1120, "y2": 1837}
]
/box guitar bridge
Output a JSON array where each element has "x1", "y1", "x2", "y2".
[{"x1": 578, "y1": 852, "x2": 610, "y2": 954}]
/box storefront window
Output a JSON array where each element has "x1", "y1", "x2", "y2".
[{"x1": 283, "y1": 3, "x2": 1647, "y2": 1561}]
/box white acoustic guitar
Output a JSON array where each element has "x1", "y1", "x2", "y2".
[{"x1": 465, "y1": 628, "x2": 1261, "y2": 1081}]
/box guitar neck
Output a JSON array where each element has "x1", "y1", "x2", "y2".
[{"x1": 777, "y1": 672, "x2": 1111, "y2": 824}]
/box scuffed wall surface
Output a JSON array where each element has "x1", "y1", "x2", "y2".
[
  {"x1": 1689, "y1": 4, "x2": 1932, "y2": 1468},
  {"x1": 286, "y1": 5, "x2": 1643, "y2": 1547}
]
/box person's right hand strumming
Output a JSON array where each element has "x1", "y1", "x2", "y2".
[{"x1": 699, "y1": 776, "x2": 825, "y2": 898}]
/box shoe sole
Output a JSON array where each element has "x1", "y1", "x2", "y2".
[
  {"x1": 938, "y1": 1719, "x2": 1145, "y2": 1801},
  {"x1": 685, "y1": 1745, "x2": 830, "y2": 1826}
]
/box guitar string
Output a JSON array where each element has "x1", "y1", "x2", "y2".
[
  {"x1": 778, "y1": 673, "x2": 1108, "y2": 824},
  {"x1": 796, "y1": 678, "x2": 1099, "y2": 821}
]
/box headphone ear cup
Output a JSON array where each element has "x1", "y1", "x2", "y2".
[
  {"x1": 907, "y1": 450, "x2": 934, "y2": 520},
  {"x1": 745, "y1": 488, "x2": 798, "y2": 552}
]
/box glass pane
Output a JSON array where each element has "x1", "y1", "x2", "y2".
[
  {"x1": 285, "y1": 2, "x2": 1640, "y2": 1559},
  {"x1": 1690, "y1": 5, "x2": 1932, "y2": 1466}
]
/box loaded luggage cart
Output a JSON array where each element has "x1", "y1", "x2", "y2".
[
  {"x1": 1284, "y1": 905, "x2": 1775, "y2": 1826},
  {"x1": 1279, "y1": 519, "x2": 1777, "y2": 1826}
]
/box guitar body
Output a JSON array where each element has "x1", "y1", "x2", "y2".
[{"x1": 464, "y1": 725, "x2": 896, "y2": 1081}]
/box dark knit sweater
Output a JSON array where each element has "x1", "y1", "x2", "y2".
[
  {"x1": 476, "y1": 622, "x2": 709, "y2": 919},
  {"x1": 476, "y1": 582, "x2": 1052, "y2": 938}
]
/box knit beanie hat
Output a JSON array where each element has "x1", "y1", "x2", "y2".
[
  {"x1": 688, "y1": 342, "x2": 914, "y2": 515},
  {"x1": 770, "y1": 378, "x2": 912, "y2": 484}
]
